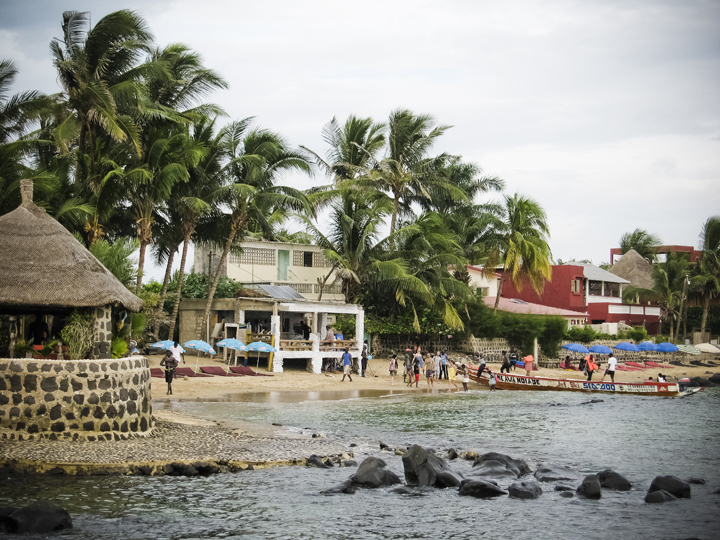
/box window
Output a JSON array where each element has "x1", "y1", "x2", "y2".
[
  {"x1": 604, "y1": 282, "x2": 620, "y2": 297},
  {"x1": 589, "y1": 280, "x2": 602, "y2": 296},
  {"x1": 476, "y1": 287, "x2": 489, "y2": 297},
  {"x1": 230, "y1": 248, "x2": 276, "y2": 265},
  {"x1": 303, "y1": 251, "x2": 313, "y2": 267},
  {"x1": 570, "y1": 279, "x2": 582, "y2": 293}
]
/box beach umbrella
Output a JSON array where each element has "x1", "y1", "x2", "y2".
[
  {"x1": 637, "y1": 341, "x2": 658, "y2": 352},
  {"x1": 656, "y1": 342, "x2": 679, "y2": 353},
  {"x1": 216, "y1": 338, "x2": 247, "y2": 372},
  {"x1": 614, "y1": 342, "x2": 640, "y2": 352},
  {"x1": 695, "y1": 343, "x2": 720, "y2": 354},
  {"x1": 246, "y1": 341, "x2": 278, "y2": 368},
  {"x1": 183, "y1": 340, "x2": 216, "y2": 374},
  {"x1": 149, "y1": 340, "x2": 176, "y2": 351},
  {"x1": 588, "y1": 345, "x2": 612, "y2": 355},
  {"x1": 677, "y1": 344, "x2": 701, "y2": 355},
  {"x1": 562, "y1": 343, "x2": 590, "y2": 354}
]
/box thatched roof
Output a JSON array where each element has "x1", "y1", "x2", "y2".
[
  {"x1": 0, "y1": 180, "x2": 143, "y2": 312},
  {"x1": 608, "y1": 249, "x2": 654, "y2": 289}
]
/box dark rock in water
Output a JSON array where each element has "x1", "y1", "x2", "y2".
[
  {"x1": 351, "y1": 457, "x2": 401, "y2": 488},
  {"x1": 471, "y1": 460, "x2": 520, "y2": 480},
  {"x1": 245, "y1": 464, "x2": 254, "y2": 471},
  {"x1": 322, "y1": 479, "x2": 356, "y2": 495},
  {"x1": 169, "y1": 463, "x2": 198, "y2": 476},
  {"x1": 192, "y1": 461, "x2": 220, "y2": 475},
  {"x1": 312, "y1": 432, "x2": 327, "y2": 439},
  {"x1": 341, "y1": 460, "x2": 357, "y2": 468},
  {"x1": 402, "y1": 445, "x2": 453, "y2": 487},
  {"x1": 306, "y1": 455, "x2": 330, "y2": 469},
  {"x1": 712, "y1": 488, "x2": 720, "y2": 495},
  {"x1": 534, "y1": 466, "x2": 575, "y2": 482},
  {"x1": 645, "y1": 489, "x2": 677, "y2": 504},
  {"x1": 349, "y1": 443, "x2": 358, "y2": 447},
  {"x1": 447, "y1": 448, "x2": 459, "y2": 460},
  {"x1": 323, "y1": 459, "x2": 335, "y2": 468},
  {"x1": 598, "y1": 469, "x2": 631, "y2": 491},
  {"x1": 558, "y1": 491, "x2": 574, "y2": 498},
  {"x1": 138, "y1": 466, "x2": 153, "y2": 476},
  {"x1": 1, "y1": 500, "x2": 72, "y2": 533},
  {"x1": 272, "y1": 422, "x2": 282, "y2": 426},
  {"x1": 686, "y1": 478, "x2": 705, "y2": 485},
  {"x1": 508, "y1": 481, "x2": 543, "y2": 499},
  {"x1": 648, "y1": 476, "x2": 691, "y2": 499},
  {"x1": 576, "y1": 475, "x2": 602, "y2": 499},
  {"x1": 435, "y1": 470, "x2": 464, "y2": 488},
  {"x1": 580, "y1": 399, "x2": 605, "y2": 405},
  {"x1": 379, "y1": 441, "x2": 391, "y2": 450},
  {"x1": 390, "y1": 486, "x2": 414, "y2": 495},
  {"x1": 555, "y1": 485, "x2": 574, "y2": 492},
  {"x1": 475, "y1": 452, "x2": 530, "y2": 476},
  {"x1": 709, "y1": 373, "x2": 720, "y2": 384},
  {"x1": 459, "y1": 479, "x2": 508, "y2": 498}
]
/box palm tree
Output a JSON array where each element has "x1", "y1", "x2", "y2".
[
  {"x1": 619, "y1": 228, "x2": 662, "y2": 262},
  {"x1": 488, "y1": 194, "x2": 553, "y2": 313},
  {"x1": 695, "y1": 216, "x2": 720, "y2": 334},
  {"x1": 199, "y1": 122, "x2": 313, "y2": 338}
]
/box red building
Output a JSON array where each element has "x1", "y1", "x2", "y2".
[{"x1": 500, "y1": 263, "x2": 662, "y2": 334}]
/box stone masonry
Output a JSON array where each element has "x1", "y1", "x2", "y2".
[{"x1": 0, "y1": 356, "x2": 154, "y2": 442}]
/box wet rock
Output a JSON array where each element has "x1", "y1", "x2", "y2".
[
  {"x1": 379, "y1": 441, "x2": 391, "y2": 450},
  {"x1": 434, "y1": 470, "x2": 464, "y2": 488},
  {"x1": 306, "y1": 455, "x2": 330, "y2": 469},
  {"x1": 402, "y1": 445, "x2": 453, "y2": 487},
  {"x1": 558, "y1": 491, "x2": 574, "y2": 498},
  {"x1": 576, "y1": 475, "x2": 602, "y2": 499},
  {"x1": 508, "y1": 481, "x2": 543, "y2": 499},
  {"x1": 645, "y1": 489, "x2": 678, "y2": 504},
  {"x1": 341, "y1": 460, "x2": 357, "y2": 468},
  {"x1": 322, "y1": 479, "x2": 356, "y2": 494},
  {"x1": 686, "y1": 478, "x2": 705, "y2": 485},
  {"x1": 192, "y1": 462, "x2": 220, "y2": 475},
  {"x1": 394, "y1": 448, "x2": 406, "y2": 456},
  {"x1": 470, "y1": 460, "x2": 519, "y2": 480},
  {"x1": 647, "y1": 476, "x2": 691, "y2": 499},
  {"x1": 390, "y1": 486, "x2": 414, "y2": 495},
  {"x1": 598, "y1": 469, "x2": 631, "y2": 491},
  {"x1": 312, "y1": 432, "x2": 326, "y2": 439},
  {"x1": 446, "y1": 448, "x2": 459, "y2": 460},
  {"x1": 475, "y1": 452, "x2": 530, "y2": 476},
  {"x1": 459, "y1": 479, "x2": 508, "y2": 498},
  {"x1": 461, "y1": 451, "x2": 478, "y2": 461},
  {"x1": 351, "y1": 457, "x2": 401, "y2": 488},
  {"x1": 0, "y1": 500, "x2": 72, "y2": 534},
  {"x1": 555, "y1": 485, "x2": 574, "y2": 492},
  {"x1": 534, "y1": 465, "x2": 576, "y2": 482},
  {"x1": 579, "y1": 399, "x2": 604, "y2": 405},
  {"x1": 138, "y1": 466, "x2": 153, "y2": 476},
  {"x1": 169, "y1": 462, "x2": 199, "y2": 476},
  {"x1": 712, "y1": 488, "x2": 720, "y2": 495}
]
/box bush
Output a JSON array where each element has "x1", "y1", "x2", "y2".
[
  {"x1": 60, "y1": 310, "x2": 95, "y2": 359},
  {"x1": 565, "y1": 325, "x2": 597, "y2": 343},
  {"x1": 111, "y1": 336, "x2": 128, "y2": 358}
]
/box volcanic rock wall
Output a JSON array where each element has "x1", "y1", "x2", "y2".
[{"x1": 0, "y1": 356, "x2": 153, "y2": 441}]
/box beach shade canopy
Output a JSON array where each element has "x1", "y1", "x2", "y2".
[
  {"x1": 677, "y1": 344, "x2": 701, "y2": 355},
  {"x1": 637, "y1": 341, "x2": 658, "y2": 352},
  {"x1": 588, "y1": 345, "x2": 612, "y2": 355},
  {"x1": 246, "y1": 341, "x2": 278, "y2": 369},
  {"x1": 614, "y1": 342, "x2": 640, "y2": 352},
  {"x1": 183, "y1": 340, "x2": 216, "y2": 375},
  {"x1": 150, "y1": 340, "x2": 177, "y2": 351},
  {"x1": 656, "y1": 342, "x2": 679, "y2": 353},
  {"x1": 562, "y1": 343, "x2": 590, "y2": 354},
  {"x1": 695, "y1": 343, "x2": 720, "y2": 354},
  {"x1": 216, "y1": 338, "x2": 247, "y2": 372}
]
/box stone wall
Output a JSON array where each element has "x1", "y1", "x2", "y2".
[
  {"x1": 371, "y1": 336, "x2": 513, "y2": 362},
  {"x1": 92, "y1": 304, "x2": 112, "y2": 359},
  {"x1": 0, "y1": 356, "x2": 154, "y2": 442}
]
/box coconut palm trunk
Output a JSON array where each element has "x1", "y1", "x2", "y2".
[
  {"x1": 167, "y1": 235, "x2": 191, "y2": 342},
  {"x1": 494, "y1": 272, "x2": 505, "y2": 313},
  {"x1": 152, "y1": 246, "x2": 178, "y2": 339},
  {"x1": 700, "y1": 294, "x2": 710, "y2": 334}
]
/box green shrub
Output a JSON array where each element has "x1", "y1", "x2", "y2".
[
  {"x1": 111, "y1": 336, "x2": 128, "y2": 359},
  {"x1": 565, "y1": 325, "x2": 597, "y2": 343},
  {"x1": 60, "y1": 310, "x2": 95, "y2": 359}
]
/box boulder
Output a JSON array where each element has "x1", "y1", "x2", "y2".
[
  {"x1": 576, "y1": 475, "x2": 602, "y2": 499},
  {"x1": 470, "y1": 460, "x2": 519, "y2": 480},
  {"x1": 169, "y1": 463, "x2": 198, "y2": 476},
  {"x1": 321, "y1": 479, "x2": 356, "y2": 495},
  {"x1": 645, "y1": 489, "x2": 677, "y2": 504},
  {"x1": 461, "y1": 451, "x2": 478, "y2": 461},
  {"x1": 555, "y1": 485, "x2": 574, "y2": 492},
  {"x1": 598, "y1": 470, "x2": 631, "y2": 491},
  {"x1": 686, "y1": 478, "x2": 705, "y2": 485},
  {"x1": 534, "y1": 465, "x2": 576, "y2": 482},
  {"x1": 192, "y1": 461, "x2": 220, "y2": 475},
  {"x1": 306, "y1": 455, "x2": 331, "y2": 469},
  {"x1": 558, "y1": 491, "x2": 574, "y2": 498},
  {"x1": 459, "y1": 479, "x2": 508, "y2": 498},
  {"x1": 402, "y1": 445, "x2": 453, "y2": 487},
  {"x1": 508, "y1": 481, "x2": 543, "y2": 499},
  {"x1": 647, "y1": 476, "x2": 691, "y2": 499},
  {"x1": 447, "y1": 448, "x2": 459, "y2": 460},
  {"x1": 351, "y1": 457, "x2": 401, "y2": 488},
  {"x1": 390, "y1": 486, "x2": 415, "y2": 495},
  {"x1": 394, "y1": 448, "x2": 406, "y2": 456},
  {"x1": 379, "y1": 441, "x2": 391, "y2": 450},
  {"x1": 341, "y1": 460, "x2": 357, "y2": 468},
  {"x1": 1, "y1": 500, "x2": 72, "y2": 534},
  {"x1": 475, "y1": 452, "x2": 530, "y2": 476},
  {"x1": 434, "y1": 470, "x2": 464, "y2": 488},
  {"x1": 712, "y1": 488, "x2": 720, "y2": 495},
  {"x1": 709, "y1": 373, "x2": 720, "y2": 384}
]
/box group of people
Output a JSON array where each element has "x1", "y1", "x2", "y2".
[
  {"x1": 159, "y1": 341, "x2": 186, "y2": 395},
  {"x1": 394, "y1": 346, "x2": 484, "y2": 392},
  {"x1": 575, "y1": 353, "x2": 618, "y2": 382}
]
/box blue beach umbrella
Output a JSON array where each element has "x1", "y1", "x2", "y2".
[
  {"x1": 588, "y1": 345, "x2": 612, "y2": 355},
  {"x1": 246, "y1": 341, "x2": 278, "y2": 368},
  {"x1": 150, "y1": 340, "x2": 176, "y2": 351},
  {"x1": 656, "y1": 342, "x2": 679, "y2": 353},
  {"x1": 637, "y1": 341, "x2": 658, "y2": 352},
  {"x1": 562, "y1": 343, "x2": 590, "y2": 354},
  {"x1": 216, "y1": 338, "x2": 247, "y2": 372},
  {"x1": 183, "y1": 340, "x2": 216, "y2": 374},
  {"x1": 614, "y1": 342, "x2": 640, "y2": 352}
]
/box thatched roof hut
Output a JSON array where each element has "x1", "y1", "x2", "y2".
[
  {"x1": 608, "y1": 249, "x2": 654, "y2": 289},
  {"x1": 0, "y1": 180, "x2": 143, "y2": 312}
]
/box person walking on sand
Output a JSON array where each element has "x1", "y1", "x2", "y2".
[
  {"x1": 425, "y1": 352, "x2": 435, "y2": 388},
  {"x1": 523, "y1": 354, "x2": 534, "y2": 377},
  {"x1": 409, "y1": 351, "x2": 423, "y2": 388},
  {"x1": 585, "y1": 355, "x2": 597, "y2": 381},
  {"x1": 388, "y1": 354, "x2": 398, "y2": 385},
  {"x1": 341, "y1": 348, "x2": 353, "y2": 382},
  {"x1": 361, "y1": 341, "x2": 369, "y2": 377},
  {"x1": 475, "y1": 352, "x2": 487, "y2": 377},
  {"x1": 160, "y1": 350, "x2": 178, "y2": 395},
  {"x1": 448, "y1": 360, "x2": 459, "y2": 391},
  {"x1": 440, "y1": 350, "x2": 448, "y2": 380},
  {"x1": 461, "y1": 364, "x2": 470, "y2": 392},
  {"x1": 434, "y1": 351, "x2": 442, "y2": 382},
  {"x1": 500, "y1": 350, "x2": 512, "y2": 374},
  {"x1": 601, "y1": 353, "x2": 617, "y2": 383},
  {"x1": 169, "y1": 341, "x2": 185, "y2": 376},
  {"x1": 487, "y1": 369, "x2": 497, "y2": 391}
]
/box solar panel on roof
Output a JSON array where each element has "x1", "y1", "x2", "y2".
[{"x1": 258, "y1": 284, "x2": 305, "y2": 300}]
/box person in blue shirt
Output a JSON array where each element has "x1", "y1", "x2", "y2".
[{"x1": 341, "y1": 348, "x2": 353, "y2": 382}]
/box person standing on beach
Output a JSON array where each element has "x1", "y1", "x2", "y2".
[
  {"x1": 440, "y1": 350, "x2": 448, "y2": 379},
  {"x1": 476, "y1": 352, "x2": 487, "y2": 377},
  {"x1": 341, "y1": 348, "x2": 353, "y2": 382},
  {"x1": 461, "y1": 364, "x2": 470, "y2": 391},
  {"x1": 361, "y1": 341, "x2": 369, "y2": 377},
  {"x1": 434, "y1": 351, "x2": 442, "y2": 382},
  {"x1": 169, "y1": 342, "x2": 185, "y2": 376},
  {"x1": 448, "y1": 361, "x2": 459, "y2": 391},
  {"x1": 160, "y1": 351, "x2": 178, "y2": 395},
  {"x1": 586, "y1": 355, "x2": 597, "y2": 381},
  {"x1": 425, "y1": 352, "x2": 435, "y2": 388},
  {"x1": 410, "y1": 351, "x2": 423, "y2": 388},
  {"x1": 601, "y1": 353, "x2": 617, "y2": 383},
  {"x1": 487, "y1": 369, "x2": 497, "y2": 391},
  {"x1": 388, "y1": 354, "x2": 398, "y2": 385},
  {"x1": 509, "y1": 349, "x2": 518, "y2": 371},
  {"x1": 523, "y1": 354, "x2": 534, "y2": 377},
  {"x1": 500, "y1": 351, "x2": 512, "y2": 374}
]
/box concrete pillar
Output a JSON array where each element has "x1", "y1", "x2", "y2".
[
  {"x1": 355, "y1": 308, "x2": 365, "y2": 350},
  {"x1": 320, "y1": 313, "x2": 328, "y2": 337},
  {"x1": 310, "y1": 334, "x2": 322, "y2": 373},
  {"x1": 271, "y1": 314, "x2": 282, "y2": 372}
]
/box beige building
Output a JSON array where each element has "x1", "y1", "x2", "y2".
[{"x1": 194, "y1": 239, "x2": 344, "y2": 301}]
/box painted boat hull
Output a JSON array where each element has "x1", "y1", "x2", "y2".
[{"x1": 471, "y1": 372, "x2": 691, "y2": 396}]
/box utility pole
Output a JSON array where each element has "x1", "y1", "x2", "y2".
[{"x1": 674, "y1": 273, "x2": 689, "y2": 344}]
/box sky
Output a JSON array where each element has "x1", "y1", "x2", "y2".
[{"x1": 2, "y1": 0, "x2": 719, "y2": 279}]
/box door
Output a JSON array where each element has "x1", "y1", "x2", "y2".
[{"x1": 278, "y1": 250, "x2": 289, "y2": 281}]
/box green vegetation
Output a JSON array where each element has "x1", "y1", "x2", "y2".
[{"x1": 60, "y1": 310, "x2": 95, "y2": 359}]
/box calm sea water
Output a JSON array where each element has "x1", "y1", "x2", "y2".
[{"x1": 2, "y1": 387, "x2": 719, "y2": 539}]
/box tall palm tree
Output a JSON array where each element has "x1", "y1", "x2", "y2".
[
  {"x1": 619, "y1": 228, "x2": 662, "y2": 262},
  {"x1": 199, "y1": 122, "x2": 313, "y2": 338},
  {"x1": 488, "y1": 194, "x2": 553, "y2": 313},
  {"x1": 695, "y1": 216, "x2": 720, "y2": 334}
]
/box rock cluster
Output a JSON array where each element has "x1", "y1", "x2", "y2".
[{"x1": 0, "y1": 500, "x2": 72, "y2": 534}]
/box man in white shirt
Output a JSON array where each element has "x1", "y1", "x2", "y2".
[
  {"x1": 602, "y1": 353, "x2": 618, "y2": 383},
  {"x1": 169, "y1": 342, "x2": 186, "y2": 365}
]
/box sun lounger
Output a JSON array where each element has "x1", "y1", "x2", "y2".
[
  {"x1": 626, "y1": 362, "x2": 646, "y2": 369},
  {"x1": 200, "y1": 366, "x2": 244, "y2": 377},
  {"x1": 230, "y1": 366, "x2": 274, "y2": 377},
  {"x1": 150, "y1": 368, "x2": 164, "y2": 378},
  {"x1": 175, "y1": 367, "x2": 212, "y2": 377},
  {"x1": 645, "y1": 361, "x2": 674, "y2": 369},
  {"x1": 615, "y1": 365, "x2": 642, "y2": 371}
]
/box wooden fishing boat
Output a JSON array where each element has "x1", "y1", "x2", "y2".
[{"x1": 470, "y1": 371, "x2": 703, "y2": 397}]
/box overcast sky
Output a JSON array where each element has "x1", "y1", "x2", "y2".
[{"x1": 2, "y1": 0, "x2": 719, "y2": 279}]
